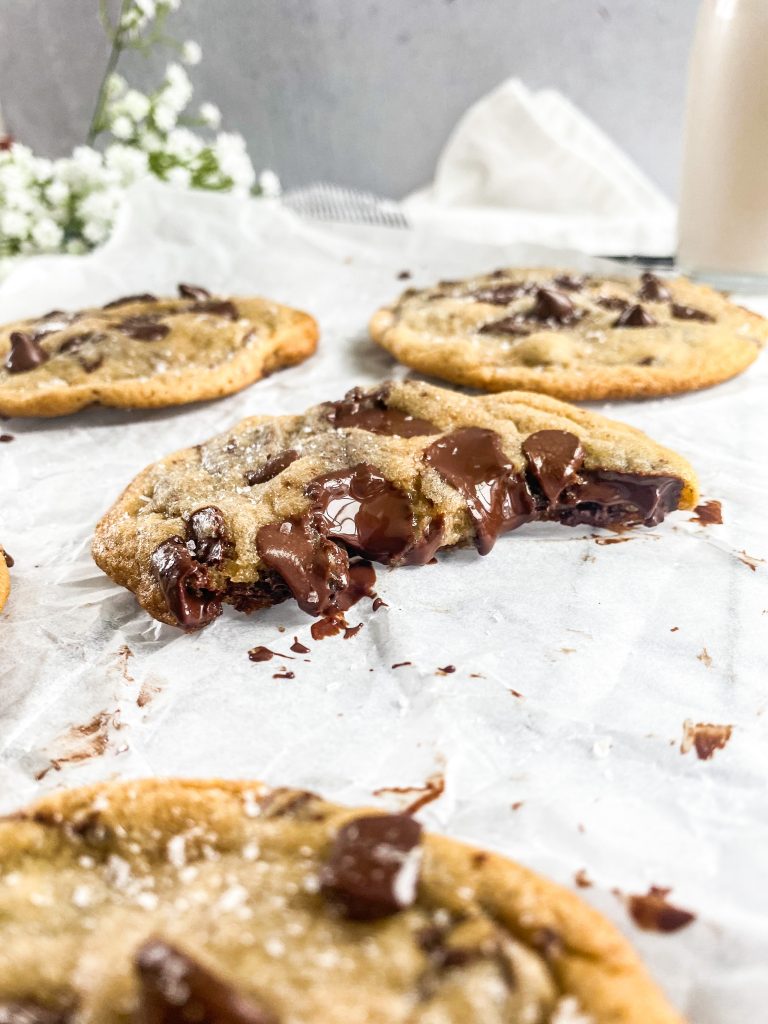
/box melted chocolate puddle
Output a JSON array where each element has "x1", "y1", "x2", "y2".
[{"x1": 690, "y1": 500, "x2": 723, "y2": 526}]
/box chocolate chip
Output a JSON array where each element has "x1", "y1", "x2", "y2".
[
  {"x1": 471, "y1": 282, "x2": 531, "y2": 305},
  {"x1": 597, "y1": 296, "x2": 629, "y2": 311},
  {"x1": 246, "y1": 450, "x2": 300, "y2": 485},
  {"x1": 423, "y1": 428, "x2": 532, "y2": 555},
  {"x1": 613, "y1": 304, "x2": 657, "y2": 328},
  {"x1": 225, "y1": 574, "x2": 291, "y2": 614},
  {"x1": 522, "y1": 430, "x2": 585, "y2": 504},
  {"x1": 326, "y1": 387, "x2": 439, "y2": 437},
  {"x1": 321, "y1": 814, "x2": 423, "y2": 920},
  {"x1": 670, "y1": 302, "x2": 715, "y2": 323},
  {"x1": 102, "y1": 293, "x2": 158, "y2": 309},
  {"x1": 306, "y1": 463, "x2": 419, "y2": 565},
  {"x1": 637, "y1": 272, "x2": 671, "y2": 302},
  {"x1": 551, "y1": 472, "x2": 683, "y2": 528},
  {"x1": 256, "y1": 516, "x2": 350, "y2": 616},
  {"x1": 0, "y1": 1003, "x2": 70, "y2": 1024},
  {"x1": 478, "y1": 317, "x2": 530, "y2": 336},
  {"x1": 119, "y1": 316, "x2": 171, "y2": 341},
  {"x1": 529, "y1": 287, "x2": 578, "y2": 324},
  {"x1": 4, "y1": 331, "x2": 49, "y2": 373},
  {"x1": 135, "y1": 939, "x2": 277, "y2": 1024},
  {"x1": 191, "y1": 299, "x2": 239, "y2": 320},
  {"x1": 178, "y1": 283, "x2": 211, "y2": 301},
  {"x1": 150, "y1": 537, "x2": 222, "y2": 630},
  {"x1": 552, "y1": 274, "x2": 586, "y2": 292},
  {"x1": 397, "y1": 270, "x2": 412, "y2": 280},
  {"x1": 58, "y1": 331, "x2": 108, "y2": 353},
  {"x1": 0, "y1": 434, "x2": 14, "y2": 443},
  {"x1": 626, "y1": 887, "x2": 696, "y2": 933},
  {"x1": 187, "y1": 506, "x2": 233, "y2": 566}
]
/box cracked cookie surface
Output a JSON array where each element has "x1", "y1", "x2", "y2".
[
  {"x1": 0, "y1": 285, "x2": 318, "y2": 417},
  {"x1": 369, "y1": 268, "x2": 766, "y2": 400},
  {"x1": 92, "y1": 381, "x2": 698, "y2": 630},
  {"x1": 0, "y1": 778, "x2": 684, "y2": 1023}
]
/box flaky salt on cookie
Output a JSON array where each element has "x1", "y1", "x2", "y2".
[
  {"x1": 92, "y1": 380, "x2": 698, "y2": 630},
  {"x1": 370, "y1": 268, "x2": 766, "y2": 400},
  {"x1": 0, "y1": 778, "x2": 685, "y2": 1023},
  {"x1": 0, "y1": 284, "x2": 318, "y2": 417}
]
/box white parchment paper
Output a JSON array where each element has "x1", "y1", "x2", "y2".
[{"x1": 1, "y1": 181, "x2": 767, "y2": 1021}]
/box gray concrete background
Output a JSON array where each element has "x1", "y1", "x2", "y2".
[{"x1": 0, "y1": 0, "x2": 699, "y2": 199}]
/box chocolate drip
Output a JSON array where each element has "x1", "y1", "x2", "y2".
[
  {"x1": 321, "y1": 815, "x2": 423, "y2": 920},
  {"x1": 423, "y1": 428, "x2": 533, "y2": 555},
  {"x1": 613, "y1": 304, "x2": 656, "y2": 328},
  {"x1": 256, "y1": 516, "x2": 350, "y2": 616},
  {"x1": 4, "y1": 331, "x2": 49, "y2": 373},
  {"x1": 135, "y1": 939, "x2": 276, "y2": 1024},
  {"x1": 246, "y1": 450, "x2": 299, "y2": 485},
  {"x1": 187, "y1": 506, "x2": 233, "y2": 565},
  {"x1": 306, "y1": 463, "x2": 419, "y2": 564},
  {"x1": 637, "y1": 272, "x2": 671, "y2": 302},
  {"x1": 522, "y1": 430, "x2": 585, "y2": 504},
  {"x1": 178, "y1": 283, "x2": 211, "y2": 301},
  {"x1": 150, "y1": 538, "x2": 222, "y2": 630},
  {"x1": 327, "y1": 387, "x2": 439, "y2": 437}
]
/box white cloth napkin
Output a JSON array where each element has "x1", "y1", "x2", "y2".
[{"x1": 404, "y1": 78, "x2": 676, "y2": 257}]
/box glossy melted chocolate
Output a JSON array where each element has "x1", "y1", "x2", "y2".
[{"x1": 326, "y1": 387, "x2": 439, "y2": 437}]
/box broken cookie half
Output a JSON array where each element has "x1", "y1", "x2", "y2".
[{"x1": 92, "y1": 381, "x2": 699, "y2": 630}]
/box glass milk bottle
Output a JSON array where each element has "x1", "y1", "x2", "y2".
[{"x1": 678, "y1": 0, "x2": 768, "y2": 289}]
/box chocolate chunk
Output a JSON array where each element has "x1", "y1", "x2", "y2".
[
  {"x1": 226, "y1": 574, "x2": 291, "y2": 614},
  {"x1": 2, "y1": 551, "x2": 12, "y2": 567},
  {"x1": 551, "y1": 471, "x2": 683, "y2": 528},
  {"x1": 326, "y1": 387, "x2": 439, "y2": 437},
  {"x1": 471, "y1": 282, "x2": 531, "y2": 305},
  {"x1": 333, "y1": 560, "x2": 377, "y2": 612},
  {"x1": 321, "y1": 814, "x2": 423, "y2": 920},
  {"x1": 597, "y1": 295, "x2": 629, "y2": 311},
  {"x1": 246, "y1": 450, "x2": 299, "y2": 485},
  {"x1": 4, "y1": 331, "x2": 49, "y2": 373},
  {"x1": 478, "y1": 317, "x2": 530, "y2": 337},
  {"x1": 637, "y1": 272, "x2": 671, "y2": 302},
  {"x1": 187, "y1": 506, "x2": 233, "y2": 565},
  {"x1": 306, "y1": 463, "x2": 418, "y2": 565},
  {"x1": 135, "y1": 939, "x2": 276, "y2": 1024},
  {"x1": 0, "y1": 434, "x2": 14, "y2": 443},
  {"x1": 423, "y1": 428, "x2": 533, "y2": 555},
  {"x1": 150, "y1": 537, "x2": 222, "y2": 630},
  {"x1": 178, "y1": 283, "x2": 212, "y2": 301},
  {"x1": 552, "y1": 274, "x2": 586, "y2": 292},
  {"x1": 613, "y1": 304, "x2": 656, "y2": 328},
  {"x1": 626, "y1": 887, "x2": 696, "y2": 933},
  {"x1": 522, "y1": 430, "x2": 585, "y2": 504},
  {"x1": 256, "y1": 516, "x2": 350, "y2": 616},
  {"x1": 58, "y1": 331, "x2": 108, "y2": 353},
  {"x1": 191, "y1": 299, "x2": 239, "y2": 320},
  {"x1": 0, "y1": 1004, "x2": 70, "y2": 1024},
  {"x1": 529, "y1": 287, "x2": 578, "y2": 324},
  {"x1": 119, "y1": 316, "x2": 171, "y2": 341},
  {"x1": 671, "y1": 302, "x2": 715, "y2": 323},
  {"x1": 102, "y1": 293, "x2": 158, "y2": 309}
]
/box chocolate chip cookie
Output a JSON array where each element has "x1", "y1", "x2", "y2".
[
  {"x1": 92, "y1": 381, "x2": 698, "y2": 631},
  {"x1": 0, "y1": 546, "x2": 10, "y2": 611},
  {"x1": 0, "y1": 285, "x2": 318, "y2": 417},
  {"x1": 0, "y1": 778, "x2": 683, "y2": 1023},
  {"x1": 369, "y1": 269, "x2": 766, "y2": 400}
]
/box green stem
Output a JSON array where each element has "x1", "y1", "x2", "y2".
[{"x1": 86, "y1": 0, "x2": 131, "y2": 145}]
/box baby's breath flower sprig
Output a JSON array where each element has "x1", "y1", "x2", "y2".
[{"x1": 0, "y1": 0, "x2": 278, "y2": 276}]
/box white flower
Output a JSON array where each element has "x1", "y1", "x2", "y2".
[
  {"x1": 105, "y1": 144, "x2": 148, "y2": 182},
  {"x1": 111, "y1": 115, "x2": 134, "y2": 140},
  {"x1": 153, "y1": 103, "x2": 178, "y2": 132},
  {"x1": 165, "y1": 165, "x2": 191, "y2": 188},
  {"x1": 214, "y1": 132, "x2": 256, "y2": 189},
  {"x1": 139, "y1": 130, "x2": 163, "y2": 153},
  {"x1": 3, "y1": 187, "x2": 37, "y2": 213},
  {"x1": 80, "y1": 188, "x2": 121, "y2": 223},
  {"x1": 44, "y1": 179, "x2": 70, "y2": 206},
  {"x1": 162, "y1": 63, "x2": 192, "y2": 110},
  {"x1": 1, "y1": 210, "x2": 30, "y2": 238},
  {"x1": 135, "y1": 0, "x2": 157, "y2": 18},
  {"x1": 31, "y1": 218, "x2": 64, "y2": 251},
  {"x1": 120, "y1": 89, "x2": 151, "y2": 122},
  {"x1": 83, "y1": 218, "x2": 112, "y2": 245},
  {"x1": 0, "y1": 160, "x2": 30, "y2": 192},
  {"x1": 258, "y1": 169, "x2": 281, "y2": 197},
  {"x1": 31, "y1": 157, "x2": 54, "y2": 182},
  {"x1": 181, "y1": 40, "x2": 202, "y2": 65},
  {"x1": 165, "y1": 128, "x2": 202, "y2": 159},
  {"x1": 199, "y1": 102, "x2": 221, "y2": 128},
  {"x1": 106, "y1": 74, "x2": 127, "y2": 100}
]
